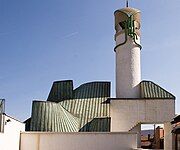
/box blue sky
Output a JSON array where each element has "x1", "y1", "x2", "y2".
[{"x1": 0, "y1": 0, "x2": 180, "y2": 121}]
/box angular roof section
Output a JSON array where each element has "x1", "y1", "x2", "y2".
[
  {"x1": 30, "y1": 101, "x2": 79, "y2": 132},
  {"x1": 140, "y1": 81, "x2": 175, "y2": 99},
  {"x1": 27, "y1": 80, "x2": 174, "y2": 132},
  {"x1": 107, "y1": 80, "x2": 175, "y2": 103},
  {"x1": 29, "y1": 81, "x2": 111, "y2": 132},
  {"x1": 73, "y1": 82, "x2": 110, "y2": 99},
  {"x1": 59, "y1": 81, "x2": 110, "y2": 132},
  {"x1": 47, "y1": 80, "x2": 73, "y2": 102},
  {"x1": 47, "y1": 80, "x2": 110, "y2": 101}
]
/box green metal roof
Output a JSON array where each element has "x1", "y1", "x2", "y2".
[
  {"x1": 47, "y1": 80, "x2": 73, "y2": 102},
  {"x1": 30, "y1": 101, "x2": 79, "y2": 132},
  {"x1": 60, "y1": 82, "x2": 110, "y2": 131},
  {"x1": 28, "y1": 81, "x2": 110, "y2": 132},
  {"x1": 26, "y1": 80, "x2": 174, "y2": 132},
  {"x1": 140, "y1": 81, "x2": 175, "y2": 99}
]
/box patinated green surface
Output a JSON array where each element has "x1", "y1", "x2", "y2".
[
  {"x1": 47, "y1": 80, "x2": 73, "y2": 102},
  {"x1": 26, "y1": 80, "x2": 174, "y2": 132},
  {"x1": 30, "y1": 101, "x2": 79, "y2": 132},
  {"x1": 29, "y1": 81, "x2": 110, "y2": 132},
  {"x1": 140, "y1": 81, "x2": 175, "y2": 99}
]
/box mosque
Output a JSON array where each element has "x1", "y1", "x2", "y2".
[
  {"x1": 0, "y1": 3, "x2": 177, "y2": 150},
  {"x1": 23, "y1": 4, "x2": 176, "y2": 150}
]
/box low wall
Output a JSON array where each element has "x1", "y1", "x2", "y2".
[{"x1": 20, "y1": 132, "x2": 137, "y2": 150}]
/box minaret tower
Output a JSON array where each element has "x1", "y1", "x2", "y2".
[{"x1": 114, "y1": 5, "x2": 142, "y2": 98}]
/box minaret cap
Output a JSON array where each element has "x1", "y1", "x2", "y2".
[{"x1": 114, "y1": 7, "x2": 141, "y2": 36}]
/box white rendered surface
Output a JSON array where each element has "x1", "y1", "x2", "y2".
[
  {"x1": 110, "y1": 99, "x2": 175, "y2": 150},
  {"x1": 110, "y1": 99, "x2": 175, "y2": 149},
  {"x1": 0, "y1": 114, "x2": 25, "y2": 150},
  {"x1": 110, "y1": 99, "x2": 175, "y2": 132},
  {"x1": 115, "y1": 33, "x2": 141, "y2": 98},
  {"x1": 20, "y1": 132, "x2": 138, "y2": 150}
]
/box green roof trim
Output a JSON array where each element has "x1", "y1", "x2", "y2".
[{"x1": 140, "y1": 81, "x2": 175, "y2": 99}]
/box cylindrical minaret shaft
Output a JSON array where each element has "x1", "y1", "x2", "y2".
[{"x1": 114, "y1": 7, "x2": 141, "y2": 98}]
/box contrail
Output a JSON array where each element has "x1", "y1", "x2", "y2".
[{"x1": 62, "y1": 32, "x2": 79, "y2": 39}]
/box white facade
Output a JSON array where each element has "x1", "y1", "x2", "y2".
[
  {"x1": 110, "y1": 99, "x2": 175, "y2": 149},
  {"x1": 0, "y1": 114, "x2": 25, "y2": 150},
  {"x1": 110, "y1": 99, "x2": 175, "y2": 132}
]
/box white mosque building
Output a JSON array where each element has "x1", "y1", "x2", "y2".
[{"x1": 0, "y1": 5, "x2": 177, "y2": 150}]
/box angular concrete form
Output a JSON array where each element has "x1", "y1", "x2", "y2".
[{"x1": 110, "y1": 98, "x2": 175, "y2": 149}]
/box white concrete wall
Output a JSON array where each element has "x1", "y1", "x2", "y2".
[
  {"x1": 110, "y1": 99, "x2": 175, "y2": 132},
  {"x1": 115, "y1": 34, "x2": 141, "y2": 98},
  {"x1": 0, "y1": 114, "x2": 25, "y2": 150},
  {"x1": 110, "y1": 99, "x2": 175, "y2": 150},
  {"x1": 20, "y1": 132, "x2": 138, "y2": 150}
]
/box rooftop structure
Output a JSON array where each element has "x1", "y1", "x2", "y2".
[{"x1": 25, "y1": 80, "x2": 174, "y2": 133}]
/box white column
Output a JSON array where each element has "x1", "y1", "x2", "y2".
[{"x1": 115, "y1": 33, "x2": 141, "y2": 98}]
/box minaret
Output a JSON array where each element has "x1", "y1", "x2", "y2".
[{"x1": 114, "y1": 6, "x2": 142, "y2": 98}]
